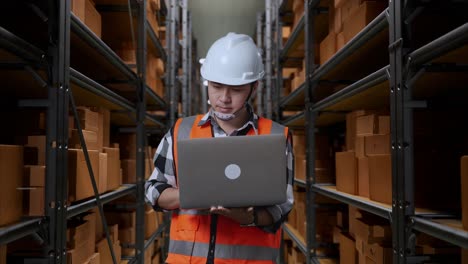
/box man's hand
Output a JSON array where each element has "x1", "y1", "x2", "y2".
[{"x1": 210, "y1": 206, "x2": 254, "y2": 225}]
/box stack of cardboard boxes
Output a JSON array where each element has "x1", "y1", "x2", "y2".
[
  {"x1": 291, "y1": 0, "x2": 305, "y2": 31},
  {"x1": 72, "y1": 0, "x2": 102, "y2": 38},
  {"x1": 336, "y1": 110, "x2": 391, "y2": 204},
  {"x1": 68, "y1": 106, "x2": 122, "y2": 203},
  {"x1": 117, "y1": 133, "x2": 153, "y2": 184},
  {"x1": 320, "y1": 0, "x2": 386, "y2": 65},
  {"x1": 337, "y1": 206, "x2": 392, "y2": 264}
]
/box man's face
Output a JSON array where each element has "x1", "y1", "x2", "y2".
[{"x1": 207, "y1": 82, "x2": 253, "y2": 115}]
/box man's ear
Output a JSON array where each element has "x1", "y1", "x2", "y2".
[{"x1": 251, "y1": 81, "x2": 258, "y2": 93}]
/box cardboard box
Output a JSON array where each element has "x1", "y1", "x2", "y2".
[
  {"x1": 355, "y1": 217, "x2": 391, "y2": 244},
  {"x1": 68, "y1": 149, "x2": 100, "y2": 202},
  {"x1": 22, "y1": 187, "x2": 44, "y2": 216},
  {"x1": 369, "y1": 154, "x2": 392, "y2": 204},
  {"x1": 348, "y1": 205, "x2": 359, "y2": 238},
  {"x1": 90, "y1": 107, "x2": 111, "y2": 151},
  {"x1": 295, "y1": 155, "x2": 306, "y2": 181},
  {"x1": 145, "y1": 209, "x2": 157, "y2": 239},
  {"x1": 337, "y1": 31, "x2": 345, "y2": 51},
  {"x1": 86, "y1": 253, "x2": 100, "y2": 264},
  {"x1": 337, "y1": 210, "x2": 348, "y2": 229},
  {"x1": 356, "y1": 114, "x2": 379, "y2": 136},
  {"x1": 96, "y1": 239, "x2": 121, "y2": 264},
  {"x1": 67, "y1": 219, "x2": 95, "y2": 264},
  {"x1": 23, "y1": 146, "x2": 39, "y2": 165},
  {"x1": 365, "y1": 243, "x2": 393, "y2": 263},
  {"x1": 121, "y1": 159, "x2": 151, "y2": 183},
  {"x1": 343, "y1": 1, "x2": 386, "y2": 43},
  {"x1": 320, "y1": 32, "x2": 337, "y2": 65},
  {"x1": 27, "y1": 135, "x2": 46, "y2": 166},
  {"x1": 357, "y1": 157, "x2": 369, "y2": 198},
  {"x1": 339, "y1": 232, "x2": 358, "y2": 264},
  {"x1": 67, "y1": 219, "x2": 90, "y2": 249},
  {"x1": 462, "y1": 156, "x2": 468, "y2": 230},
  {"x1": 335, "y1": 151, "x2": 358, "y2": 195},
  {"x1": 365, "y1": 134, "x2": 390, "y2": 155},
  {"x1": 0, "y1": 145, "x2": 23, "y2": 226},
  {"x1": 103, "y1": 147, "x2": 121, "y2": 191},
  {"x1": 24, "y1": 165, "x2": 46, "y2": 187},
  {"x1": 152, "y1": 252, "x2": 161, "y2": 264},
  {"x1": 71, "y1": 0, "x2": 85, "y2": 21},
  {"x1": 105, "y1": 210, "x2": 136, "y2": 228},
  {"x1": 69, "y1": 129, "x2": 99, "y2": 151},
  {"x1": 118, "y1": 134, "x2": 137, "y2": 159},
  {"x1": 84, "y1": 0, "x2": 102, "y2": 38},
  {"x1": 99, "y1": 153, "x2": 108, "y2": 193},
  {"x1": 462, "y1": 248, "x2": 468, "y2": 264},
  {"x1": 0, "y1": 244, "x2": 6, "y2": 264},
  {"x1": 378, "y1": 116, "x2": 390, "y2": 134},
  {"x1": 341, "y1": 0, "x2": 361, "y2": 21},
  {"x1": 83, "y1": 212, "x2": 97, "y2": 256},
  {"x1": 292, "y1": 133, "x2": 306, "y2": 156},
  {"x1": 77, "y1": 107, "x2": 99, "y2": 132},
  {"x1": 334, "y1": 7, "x2": 343, "y2": 33},
  {"x1": 67, "y1": 242, "x2": 92, "y2": 264},
  {"x1": 355, "y1": 136, "x2": 366, "y2": 158},
  {"x1": 346, "y1": 110, "x2": 371, "y2": 151}
]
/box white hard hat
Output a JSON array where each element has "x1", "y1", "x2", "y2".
[{"x1": 200, "y1": 32, "x2": 264, "y2": 86}]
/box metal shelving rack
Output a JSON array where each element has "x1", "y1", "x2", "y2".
[
  {"x1": 0, "y1": 0, "x2": 173, "y2": 263},
  {"x1": 267, "y1": 0, "x2": 468, "y2": 263}
]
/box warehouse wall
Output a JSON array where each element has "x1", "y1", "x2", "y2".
[{"x1": 188, "y1": 0, "x2": 264, "y2": 59}]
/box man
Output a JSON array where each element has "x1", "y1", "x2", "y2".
[{"x1": 145, "y1": 32, "x2": 294, "y2": 263}]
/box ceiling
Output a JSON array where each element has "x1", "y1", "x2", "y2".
[{"x1": 188, "y1": 0, "x2": 265, "y2": 61}]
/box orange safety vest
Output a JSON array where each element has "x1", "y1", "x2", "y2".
[{"x1": 166, "y1": 115, "x2": 288, "y2": 264}]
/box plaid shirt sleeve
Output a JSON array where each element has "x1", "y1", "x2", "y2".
[
  {"x1": 260, "y1": 130, "x2": 295, "y2": 233},
  {"x1": 145, "y1": 127, "x2": 176, "y2": 211}
]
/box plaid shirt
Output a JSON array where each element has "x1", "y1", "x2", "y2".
[{"x1": 145, "y1": 106, "x2": 295, "y2": 231}]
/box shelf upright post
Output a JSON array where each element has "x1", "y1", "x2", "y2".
[
  {"x1": 275, "y1": 0, "x2": 283, "y2": 121},
  {"x1": 265, "y1": 0, "x2": 273, "y2": 119},
  {"x1": 181, "y1": 0, "x2": 188, "y2": 117},
  {"x1": 46, "y1": 0, "x2": 70, "y2": 262},
  {"x1": 187, "y1": 13, "x2": 193, "y2": 116},
  {"x1": 256, "y1": 11, "x2": 264, "y2": 116},
  {"x1": 304, "y1": 0, "x2": 318, "y2": 263},
  {"x1": 389, "y1": 0, "x2": 415, "y2": 263},
  {"x1": 135, "y1": 0, "x2": 148, "y2": 263},
  {"x1": 167, "y1": 0, "x2": 178, "y2": 126}
]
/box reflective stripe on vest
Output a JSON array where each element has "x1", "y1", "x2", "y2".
[
  {"x1": 169, "y1": 240, "x2": 278, "y2": 261},
  {"x1": 168, "y1": 115, "x2": 288, "y2": 263}
]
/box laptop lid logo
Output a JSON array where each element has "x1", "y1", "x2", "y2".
[{"x1": 224, "y1": 164, "x2": 241, "y2": 180}]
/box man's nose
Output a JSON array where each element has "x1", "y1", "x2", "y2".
[{"x1": 220, "y1": 88, "x2": 231, "y2": 101}]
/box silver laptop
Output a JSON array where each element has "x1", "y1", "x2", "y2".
[{"x1": 177, "y1": 134, "x2": 287, "y2": 209}]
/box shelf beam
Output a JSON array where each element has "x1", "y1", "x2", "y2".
[
  {"x1": 67, "y1": 184, "x2": 136, "y2": 218},
  {"x1": 311, "y1": 8, "x2": 388, "y2": 83},
  {"x1": 0, "y1": 217, "x2": 46, "y2": 245},
  {"x1": 283, "y1": 223, "x2": 307, "y2": 255},
  {"x1": 280, "y1": 15, "x2": 304, "y2": 60},
  {"x1": 312, "y1": 184, "x2": 392, "y2": 220},
  {"x1": 408, "y1": 23, "x2": 468, "y2": 67},
  {"x1": 411, "y1": 217, "x2": 468, "y2": 249},
  {"x1": 312, "y1": 66, "x2": 389, "y2": 111},
  {"x1": 0, "y1": 26, "x2": 45, "y2": 65},
  {"x1": 71, "y1": 14, "x2": 137, "y2": 81},
  {"x1": 146, "y1": 20, "x2": 167, "y2": 62},
  {"x1": 70, "y1": 68, "x2": 135, "y2": 111}
]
